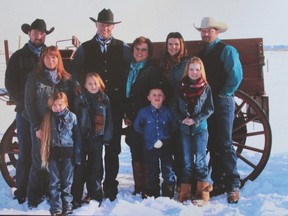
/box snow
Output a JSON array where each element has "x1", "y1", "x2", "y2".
[{"x1": 0, "y1": 51, "x2": 288, "y2": 215}]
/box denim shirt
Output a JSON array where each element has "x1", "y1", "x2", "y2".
[
  {"x1": 171, "y1": 85, "x2": 214, "y2": 135},
  {"x1": 133, "y1": 104, "x2": 177, "y2": 150}
]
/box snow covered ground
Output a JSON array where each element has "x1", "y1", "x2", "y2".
[{"x1": 0, "y1": 51, "x2": 288, "y2": 215}]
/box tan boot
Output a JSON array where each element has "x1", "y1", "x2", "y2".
[
  {"x1": 178, "y1": 183, "x2": 191, "y2": 203},
  {"x1": 132, "y1": 161, "x2": 143, "y2": 195},
  {"x1": 192, "y1": 181, "x2": 213, "y2": 207}
]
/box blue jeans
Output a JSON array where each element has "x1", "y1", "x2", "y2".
[
  {"x1": 49, "y1": 158, "x2": 73, "y2": 213},
  {"x1": 144, "y1": 144, "x2": 176, "y2": 191},
  {"x1": 180, "y1": 129, "x2": 212, "y2": 184},
  {"x1": 208, "y1": 95, "x2": 241, "y2": 191},
  {"x1": 15, "y1": 112, "x2": 32, "y2": 198},
  {"x1": 86, "y1": 136, "x2": 104, "y2": 199},
  {"x1": 27, "y1": 127, "x2": 49, "y2": 203}
]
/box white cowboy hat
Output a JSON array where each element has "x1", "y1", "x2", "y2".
[{"x1": 194, "y1": 17, "x2": 228, "y2": 33}]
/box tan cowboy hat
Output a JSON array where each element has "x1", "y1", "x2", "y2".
[
  {"x1": 21, "y1": 19, "x2": 55, "y2": 35},
  {"x1": 90, "y1": 8, "x2": 121, "y2": 24},
  {"x1": 194, "y1": 17, "x2": 228, "y2": 33}
]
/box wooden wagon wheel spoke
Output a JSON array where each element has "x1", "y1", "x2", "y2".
[
  {"x1": 237, "y1": 153, "x2": 257, "y2": 169},
  {"x1": 233, "y1": 142, "x2": 265, "y2": 153},
  {"x1": 0, "y1": 120, "x2": 17, "y2": 188}
]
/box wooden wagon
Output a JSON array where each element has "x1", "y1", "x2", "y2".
[{"x1": 0, "y1": 37, "x2": 271, "y2": 189}]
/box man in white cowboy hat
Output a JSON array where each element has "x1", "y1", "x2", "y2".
[
  {"x1": 194, "y1": 17, "x2": 243, "y2": 203},
  {"x1": 5, "y1": 18, "x2": 54, "y2": 207},
  {"x1": 70, "y1": 8, "x2": 132, "y2": 206}
]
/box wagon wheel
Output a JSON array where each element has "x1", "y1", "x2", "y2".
[
  {"x1": 233, "y1": 90, "x2": 272, "y2": 187},
  {"x1": 0, "y1": 120, "x2": 18, "y2": 188}
]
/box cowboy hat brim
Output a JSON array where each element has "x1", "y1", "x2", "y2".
[
  {"x1": 21, "y1": 23, "x2": 55, "y2": 35},
  {"x1": 193, "y1": 17, "x2": 228, "y2": 33},
  {"x1": 193, "y1": 23, "x2": 227, "y2": 33},
  {"x1": 89, "y1": 17, "x2": 121, "y2": 24}
]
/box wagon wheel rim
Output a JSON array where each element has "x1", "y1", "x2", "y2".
[
  {"x1": 0, "y1": 120, "x2": 18, "y2": 188},
  {"x1": 233, "y1": 90, "x2": 272, "y2": 186}
]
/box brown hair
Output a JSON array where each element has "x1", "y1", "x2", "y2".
[
  {"x1": 38, "y1": 46, "x2": 71, "y2": 80},
  {"x1": 131, "y1": 36, "x2": 153, "y2": 59},
  {"x1": 164, "y1": 32, "x2": 187, "y2": 61},
  {"x1": 181, "y1": 56, "x2": 208, "y2": 83},
  {"x1": 40, "y1": 92, "x2": 69, "y2": 168}
]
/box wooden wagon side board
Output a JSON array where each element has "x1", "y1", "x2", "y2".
[{"x1": 151, "y1": 38, "x2": 265, "y2": 97}]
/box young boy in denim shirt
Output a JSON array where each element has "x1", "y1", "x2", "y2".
[{"x1": 133, "y1": 85, "x2": 177, "y2": 198}]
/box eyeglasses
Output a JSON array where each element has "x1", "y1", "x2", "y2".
[{"x1": 134, "y1": 47, "x2": 148, "y2": 52}]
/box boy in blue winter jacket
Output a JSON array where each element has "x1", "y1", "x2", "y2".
[{"x1": 134, "y1": 85, "x2": 177, "y2": 198}]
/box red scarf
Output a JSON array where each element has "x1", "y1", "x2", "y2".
[{"x1": 180, "y1": 77, "x2": 206, "y2": 117}]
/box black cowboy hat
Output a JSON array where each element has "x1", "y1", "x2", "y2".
[
  {"x1": 21, "y1": 19, "x2": 55, "y2": 35},
  {"x1": 89, "y1": 8, "x2": 121, "y2": 24}
]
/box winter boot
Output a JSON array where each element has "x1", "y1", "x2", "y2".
[
  {"x1": 132, "y1": 161, "x2": 143, "y2": 195},
  {"x1": 162, "y1": 183, "x2": 175, "y2": 198},
  {"x1": 227, "y1": 190, "x2": 240, "y2": 204},
  {"x1": 192, "y1": 181, "x2": 213, "y2": 207},
  {"x1": 141, "y1": 165, "x2": 148, "y2": 199},
  {"x1": 145, "y1": 186, "x2": 160, "y2": 198},
  {"x1": 178, "y1": 183, "x2": 191, "y2": 203}
]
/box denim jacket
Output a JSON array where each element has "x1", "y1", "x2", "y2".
[
  {"x1": 50, "y1": 110, "x2": 82, "y2": 165},
  {"x1": 171, "y1": 85, "x2": 214, "y2": 135},
  {"x1": 25, "y1": 72, "x2": 74, "y2": 131},
  {"x1": 74, "y1": 90, "x2": 113, "y2": 143}
]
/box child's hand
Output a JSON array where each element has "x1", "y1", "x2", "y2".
[
  {"x1": 182, "y1": 117, "x2": 195, "y2": 126},
  {"x1": 124, "y1": 117, "x2": 132, "y2": 126},
  {"x1": 36, "y1": 129, "x2": 42, "y2": 140}
]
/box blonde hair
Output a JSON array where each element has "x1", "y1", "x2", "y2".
[
  {"x1": 181, "y1": 56, "x2": 208, "y2": 83},
  {"x1": 40, "y1": 92, "x2": 69, "y2": 168},
  {"x1": 84, "y1": 72, "x2": 106, "y2": 92}
]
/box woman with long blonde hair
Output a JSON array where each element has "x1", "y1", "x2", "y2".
[{"x1": 40, "y1": 92, "x2": 81, "y2": 215}]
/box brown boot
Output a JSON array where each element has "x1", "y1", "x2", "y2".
[
  {"x1": 132, "y1": 161, "x2": 143, "y2": 195},
  {"x1": 178, "y1": 183, "x2": 191, "y2": 203},
  {"x1": 192, "y1": 181, "x2": 213, "y2": 207},
  {"x1": 227, "y1": 191, "x2": 240, "y2": 204}
]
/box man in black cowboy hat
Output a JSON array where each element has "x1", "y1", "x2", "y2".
[
  {"x1": 70, "y1": 8, "x2": 132, "y2": 205},
  {"x1": 5, "y1": 18, "x2": 54, "y2": 207}
]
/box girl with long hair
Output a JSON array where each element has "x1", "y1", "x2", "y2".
[
  {"x1": 171, "y1": 57, "x2": 214, "y2": 206},
  {"x1": 40, "y1": 92, "x2": 81, "y2": 215},
  {"x1": 71, "y1": 72, "x2": 113, "y2": 208}
]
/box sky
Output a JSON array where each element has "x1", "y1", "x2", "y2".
[{"x1": 0, "y1": 0, "x2": 287, "y2": 52}]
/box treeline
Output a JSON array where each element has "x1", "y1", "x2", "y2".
[{"x1": 264, "y1": 45, "x2": 288, "y2": 51}]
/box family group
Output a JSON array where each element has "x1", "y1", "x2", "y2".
[{"x1": 5, "y1": 8, "x2": 242, "y2": 216}]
